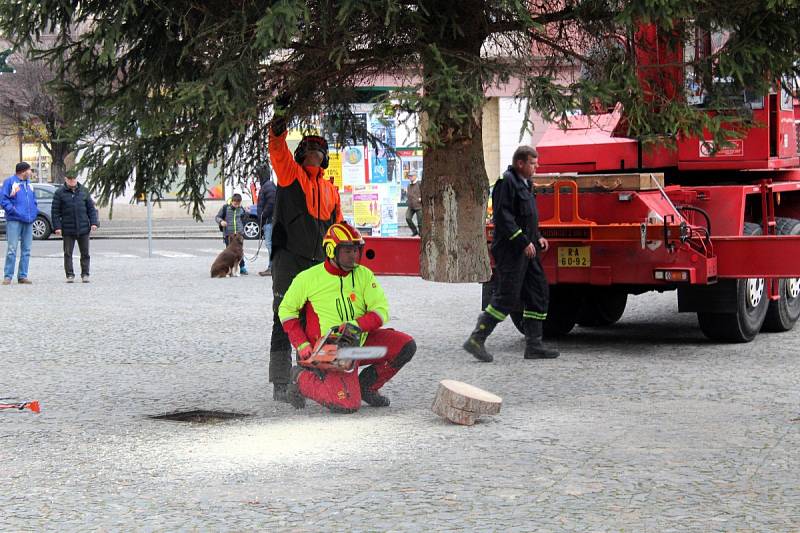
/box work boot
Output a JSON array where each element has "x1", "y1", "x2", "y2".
[
  {"x1": 359, "y1": 366, "x2": 390, "y2": 407},
  {"x1": 523, "y1": 319, "x2": 559, "y2": 359},
  {"x1": 272, "y1": 383, "x2": 289, "y2": 403},
  {"x1": 463, "y1": 312, "x2": 501, "y2": 362},
  {"x1": 285, "y1": 367, "x2": 306, "y2": 409}
]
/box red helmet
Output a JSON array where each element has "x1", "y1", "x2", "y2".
[{"x1": 323, "y1": 222, "x2": 364, "y2": 260}]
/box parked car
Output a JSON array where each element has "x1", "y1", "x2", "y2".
[
  {"x1": 0, "y1": 182, "x2": 57, "y2": 240},
  {"x1": 243, "y1": 204, "x2": 262, "y2": 240}
]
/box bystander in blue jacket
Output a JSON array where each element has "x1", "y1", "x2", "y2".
[{"x1": 1, "y1": 162, "x2": 38, "y2": 284}]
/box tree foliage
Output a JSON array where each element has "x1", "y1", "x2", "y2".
[
  {"x1": 0, "y1": 42, "x2": 75, "y2": 182},
  {"x1": 0, "y1": 0, "x2": 798, "y2": 217}
]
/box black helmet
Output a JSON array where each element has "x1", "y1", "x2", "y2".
[{"x1": 294, "y1": 135, "x2": 329, "y2": 169}]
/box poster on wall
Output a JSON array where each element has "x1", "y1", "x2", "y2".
[
  {"x1": 396, "y1": 149, "x2": 423, "y2": 204},
  {"x1": 340, "y1": 186, "x2": 355, "y2": 226},
  {"x1": 380, "y1": 183, "x2": 401, "y2": 236},
  {"x1": 368, "y1": 115, "x2": 397, "y2": 184},
  {"x1": 342, "y1": 145, "x2": 367, "y2": 187},
  {"x1": 327, "y1": 152, "x2": 343, "y2": 189},
  {"x1": 352, "y1": 184, "x2": 381, "y2": 236}
]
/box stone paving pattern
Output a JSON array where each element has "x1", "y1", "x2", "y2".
[{"x1": 1, "y1": 247, "x2": 799, "y2": 531}]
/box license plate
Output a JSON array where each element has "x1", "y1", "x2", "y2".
[{"x1": 557, "y1": 246, "x2": 590, "y2": 267}]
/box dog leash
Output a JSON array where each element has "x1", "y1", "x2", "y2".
[
  {"x1": 245, "y1": 237, "x2": 263, "y2": 263},
  {"x1": 243, "y1": 209, "x2": 268, "y2": 263}
]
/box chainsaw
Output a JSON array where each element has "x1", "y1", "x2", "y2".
[
  {"x1": 0, "y1": 400, "x2": 40, "y2": 413},
  {"x1": 300, "y1": 323, "x2": 386, "y2": 372}
]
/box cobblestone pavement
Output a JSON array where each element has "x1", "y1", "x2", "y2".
[{"x1": 2, "y1": 241, "x2": 799, "y2": 531}]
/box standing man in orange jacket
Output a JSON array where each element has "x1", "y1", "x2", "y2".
[{"x1": 268, "y1": 95, "x2": 343, "y2": 402}]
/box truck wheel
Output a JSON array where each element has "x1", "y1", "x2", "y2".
[
  {"x1": 577, "y1": 287, "x2": 627, "y2": 327},
  {"x1": 697, "y1": 223, "x2": 768, "y2": 342},
  {"x1": 543, "y1": 285, "x2": 582, "y2": 338},
  {"x1": 762, "y1": 218, "x2": 800, "y2": 332}
]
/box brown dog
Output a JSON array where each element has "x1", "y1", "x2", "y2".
[{"x1": 210, "y1": 234, "x2": 245, "y2": 278}]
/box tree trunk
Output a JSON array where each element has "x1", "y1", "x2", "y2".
[
  {"x1": 418, "y1": 2, "x2": 492, "y2": 283},
  {"x1": 420, "y1": 137, "x2": 491, "y2": 282},
  {"x1": 49, "y1": 141, "x2": 70, "y2": 184}
]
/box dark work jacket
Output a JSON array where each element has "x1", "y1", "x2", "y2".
[
  {"x1": 256, "y1": 180, "x2": 276, "y2": 225},
  {"x1": 491, "y1": 166, "x2": 541, "y2": 255},
  {"x1": 52, "y1": 183, "x2": 99, "y2": 236},
  {"x1": 268, "y1": 128, "x2": 342, "y2": 262}
]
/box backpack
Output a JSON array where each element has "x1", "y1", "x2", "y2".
[{"x1": 218, "y1": 204, "x2": 228, "y2": 232}]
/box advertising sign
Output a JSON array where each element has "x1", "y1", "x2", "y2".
[
  {"x1": 380, "y1": 183, "x2": 401, "y2": 236},
  {"x1": 342, "y1": 146, "x2": 367, "y2": 187},
  {"x1": 353, "y1": 184, "x2": 381, "y2": 235},
  {"x1": 327, "y1": 152, "x2": 343, "y2": 189}
]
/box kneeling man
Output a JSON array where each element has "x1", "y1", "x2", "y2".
[{"x1": 279, "y1": 222, "x2": 416, "y2": 412}]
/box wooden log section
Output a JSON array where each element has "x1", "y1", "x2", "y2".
[{"x1": 431, "y1": 380, "x2": 502, "y2": 426}]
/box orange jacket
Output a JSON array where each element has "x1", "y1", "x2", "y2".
[{"x1": 269, "y1": 129, "x2": 343, "y2": 261}]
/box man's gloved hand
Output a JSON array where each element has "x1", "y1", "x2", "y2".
[
  {"x1": 275, "y1": 92, "x2": 292, "y2": 110},
  {"x1": 296, "y1": 341, "x2": 312, "y2": 361},
  {"x1": 270, "y1": 92, "x2": 292, "y2": 136},
  {"x1": 337, "y1": 321, "x2": 363, "y2": 347}
]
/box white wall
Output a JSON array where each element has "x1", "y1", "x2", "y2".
[{"x1": 497, "y1": 97, "x2": 533, "y2": 175}]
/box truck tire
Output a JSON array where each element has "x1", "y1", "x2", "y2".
[
  {"x1": 483, "y1": 281, "x2": 583, "y2": 338},
  {"x1": 543, "y1": 285, "x2": 582, "y2": 338},
  {"x1": 697, "y1": 222, "x2": 768, "y2": 342},
  {"x1": 762, "y1": 218, "x2": 800, "y2": 332},
  {"x1": 577, "y1": 287, "x2": 628, "y2": 327}
]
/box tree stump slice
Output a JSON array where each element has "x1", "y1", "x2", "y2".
[{"x1": 431, "y1": 380, "x2": 502, "y2": 426}]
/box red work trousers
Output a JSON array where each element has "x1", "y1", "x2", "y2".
[{"x1": 297, "y1": 328, "x2": 414, "y2": 412}]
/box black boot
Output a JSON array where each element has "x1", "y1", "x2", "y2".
[
  {"x1": 269, "y1": 348, "x2": 293, "y2": 403},
  {"x1": 272, "y1": 383, "x2": 288, "y2": 402},
  {"x1": 523, "y1": 319, "x2": 559, "y2": 359},
  {"x1": 359, "y1": 366, "x2": 390, "y2": 407},
  {"x1": 463, "y1": 312, "x2": 501, "y2": 362},
  {"x1": 285, "y1": 366, "x2": 307, "y2": 409}
]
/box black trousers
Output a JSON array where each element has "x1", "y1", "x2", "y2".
[
  {"x1": 63, "y1": 233, "x2": 91, "y2": 278},
  {"x1": 488, "y1": 244, "x2": 549, "y2": 319},
  {"x1": 269, "y1": 248, "x2": 319, "y2": 384},
  {"x1": 405, "y1": 208, "x2": 422, "y2": 235}
]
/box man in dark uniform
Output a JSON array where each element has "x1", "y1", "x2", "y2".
[
  {"x1": 268, "y1": 96, "x2": 343, "y2": 402},
  {"x1": 463, "y1": 145, "x2": 559, "y2": 362}
]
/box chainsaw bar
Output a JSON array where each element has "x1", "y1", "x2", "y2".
[{"x1": 335, "y1": 346, "x2": 387, "y2": 360}]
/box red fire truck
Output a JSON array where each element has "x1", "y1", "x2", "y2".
[{"x1": 359, "y1": 25, "x2": 800, "y2": 343}]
